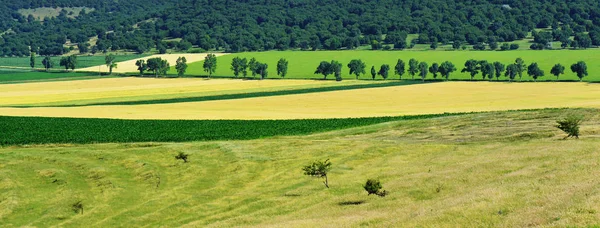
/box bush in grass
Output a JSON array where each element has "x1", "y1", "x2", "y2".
[
  {"x1": 364, "y1": 179, "x2": 387, "y2": 197},
  {"x1": 556, "y1": 115, "x2": 583, "y2": 139},
  {"x1": 175, "y1": 152, "x2": 189, "y2": 163}
]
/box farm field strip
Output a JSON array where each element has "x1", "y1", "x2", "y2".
[
  {"x1": 0, "y1": 77, "x2": 348, "y2": 106},
  {"x1": 0, "y1": 54, "x2": 147, "y2": 69},
  {"x1": 181, "y1": 50, "x2": 600, "y2": 81},
  {"x1": 1, "y1": 82, "x2": 599, "y2": 120},
  {"x1": 76, "y1": 53, "x2": 229, "y2": 73}
]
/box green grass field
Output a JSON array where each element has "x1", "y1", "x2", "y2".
[
  {"x1": 2, "y1": 108, "x2": 600, "y2": 226},
  {"x1": 0, "y1": 54, "x2": 148, "y2": 69},
  {"x1": 180, "y1": 50, "x2": 600, "y2": 81},
  {"x1": 0, "y1": 69, "x2": 99, "y2": 84}
]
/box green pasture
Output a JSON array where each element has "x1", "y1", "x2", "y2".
[{"x1": 181, "y1": 50, "x2": 600, "y2": 81}]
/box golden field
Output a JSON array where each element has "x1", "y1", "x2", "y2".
[
  {"x1": 1, "y1": 80, "x2": 600, "y2": 120},
  {"x1": 0, "y1": 77, "x2": 358, "y2": 106}
]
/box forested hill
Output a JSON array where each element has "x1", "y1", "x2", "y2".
[{"x1": 1, "y1": 0, "x2": 600, "y2": 56}]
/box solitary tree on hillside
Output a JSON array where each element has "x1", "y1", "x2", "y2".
[
  {"x1": 347, "y1": 59, "x2": 366, "y2": 79},
  {"x1": 515, "y1": 58, "x2": 526, "y2": 81},
  {"x1": 550, "y1": 64, "x2": 565, "y2": 80},
  {"x1": 418, "y1": 62, "x2": 428, "y2": 81},
  {"x1": 438, "y1": 61, "x2": 456, "y2": 81},
  {"x1": 527, "y1": 62, "x2": 544, "y2": 82},
  {"x1": 570, "y1": 61, "x2": 588, "y2": 81},
  {"x1": 461, "y1": 59, "x2": 480, "y2": 80},
  {"x1": 30, "y1": 52, "x2": 35, "y2": 69},
  {"x1": 135, "y1": 60, "x2": 147, "y2": 76},
  {"x1": 370, "y1": 66, "x2": 376, "y2": 80},
  {"x1": 302, "y1": 159, "x2": 332, "y2": 188},
  {"x1": 408, "y1": 58, "x2": 419, "y2": 80},
  {"x1": 378, "y1": 64, "x2": 390, "y2": 80},
  {"x1": 505, "y1": 64, "x2": 518, "y2": 82},
  {"x1": 394, "y1": 59, "x2": 406, "y2": 80},
  {"x1": 175, "y1": 56, "x2": 188, "y2": 77},
  {"x1": 203, "y1": 53, "x2": 217, "y2": 78},
  {"x1": 493, "y1": 62, "x2": 505, "y2": 81},
  {"x1": 277, "y1": 58, "x2": 289, "y2": 78},
  {"x1": 364, "y1": 179, "x2": 387, "y2": 197},
  {"x1": 105, "y1": 54, "x2": 117, "y2": 75},
  {"x1": 428, "y1": 63, "x2": 439, "y2": 79},
  {"x1": 556, "y1": 115, "x2": 583, "y2": 139},
  {"x1": 42, "y1": 56, "x2": 53, "y2": 71}
]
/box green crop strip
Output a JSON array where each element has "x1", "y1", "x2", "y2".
[{"x1": 0, "y1": 113, "x2": 463, "y2": 145}]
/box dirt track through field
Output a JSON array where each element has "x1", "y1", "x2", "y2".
[{"x1": 76, "y1": 53, "x2": 228, "y2": 73}]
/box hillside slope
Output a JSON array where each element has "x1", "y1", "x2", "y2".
[{"x1": 1, "y1": 109, "x2": 600, "y2": 226}]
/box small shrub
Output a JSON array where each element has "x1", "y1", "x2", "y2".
[
  {"x1": 302, "y1": 159, "x2": 332, "y2": 188},
  {"x1": 556, "y1": 115, "x2": 583, "y2": 139},
  {"x1": 175, "y1": 152, "x2": 189, "y2": 163},
  {"x1": 72, "y1": 201, "x2": 83, "y2": 214},
  {"x1": 363, "y1": 179, "x2": 387, "y2": 197}
]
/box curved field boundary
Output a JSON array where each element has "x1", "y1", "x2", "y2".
[
  {"x1": 10, "y1": 80, "x2": 428, "y2": 107},
  {"x1": 0, "y1": 112, "x2": 467, "y2": 145},
  {"x1": 76, "y1": 53, "x2": 228, "y2": 73}
]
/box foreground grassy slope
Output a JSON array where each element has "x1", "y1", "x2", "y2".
[
  {"x1": 1, "y1": 109, "x2": 600, "y2": 226},
  {"x1": 182, "y1": 50, "x2": 600, "y2": 81}
]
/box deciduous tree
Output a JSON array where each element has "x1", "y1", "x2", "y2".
[
  {"x1": 203, "y1": 53, "x2": 217, "y2": 78},
  {"x1": 550, "y1": 64, "x2": 565, "y2": 80},
  {"x1": 347, "y1": 59, "x2": 366, "y2": 79},
  {"x1": 570, "y1": 61, "x2": 588, "y2": 81}
]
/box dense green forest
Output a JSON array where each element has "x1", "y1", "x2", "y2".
[{"x1": 0, "y1": 0, "x2": 599, "y2": 56}]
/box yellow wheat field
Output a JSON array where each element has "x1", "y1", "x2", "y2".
[
  {"x1": 0, "y1": 77, "x2": 347, "y2": 106},
  {"x1": 1, "y1": 81, "x2": 600, "y2": 120},
  {"x1": 76, "y1": 53, "x2": 228, "y2": 73}
]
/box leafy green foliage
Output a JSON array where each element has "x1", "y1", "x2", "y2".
[
  {"x1": 42, "y1": 56, "x2": 53, "y2": 71},
  {"x1": 370, "y1": 66, "x2": 376, "y2": 80},
  {"x1": 175, "y1": 57, "x2": 187, "y2": 77},
  {"x1": 570, "y1": 61, "x2": 588, "y2": 81},
  {"x1": 347, "y1": 59, "x2": 366, "y2": 79},
  {"x1": 0, "y1": 113, "x2": 461, "y2": 145},
  {"x1": 550, "y1": 64, "x2": 565, "y2": 80},
  {"x1": 59, "y1": 55, "x2": 77, "y2": 71},
  {"x1": 428, "y1": 63, "x2": 439, "y2": 79},
  {"x1": 515, "y1": 58, "x2": 526, "y2": 81},
  {"x1": 493, "y1": 62, "x2": 505, "y2": 81},
  {"x1": 378, "y1": 64, "x2": 390, "y2": 80},
  {"x1": 394, "y1": 59, "x2": 405, "y2": 80},
  {"x1": 438, "y1": 61, "x2": 456, "y2": 81},
  {"x1": 302, "y1": 159, "x2": 332, "y2": 188},
  {"x1": 408, "y1": 59, "x2": 419, "y2": 80},
  {"x1": 277, "y1": 58, "x2": 288, "y2": 78},
  {"x1": 461, "y1": 59, "x2": 479, "y2": 80},
  {"x1": 418, "y1": 62, "x2": 428, "y2": 81},
  {"x1": 527, "y1": 62, "x2": 544, "y2": 81},
  {"x1": 29, "y1": 52, "x2": 35, "y2": 69},
  {"x1": 135, "y1": 60, "x2": 147, "y2": 76},
  {"x1": 203, "y1": 54, "x2": 217, "y2": 77},
  {"x1": 147, "y1": 57, "x2": 170, "y2": 77},
  {"x1": 556, "y1": 115, "x2": 583, "y2": 139},
  {"x1": 364, "y1": 179, "x2": 387, "y2": 197}
]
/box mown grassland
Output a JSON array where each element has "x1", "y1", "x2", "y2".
[
  {"x1": 1, "y1": 81, "x2": 599, "y2": 120},
  {"x1": 1, "y1": 109, "x2": 600, "y2": 227},
  {"x1": 181, "y1": 50, "x2": 600, "y2": 81}
]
